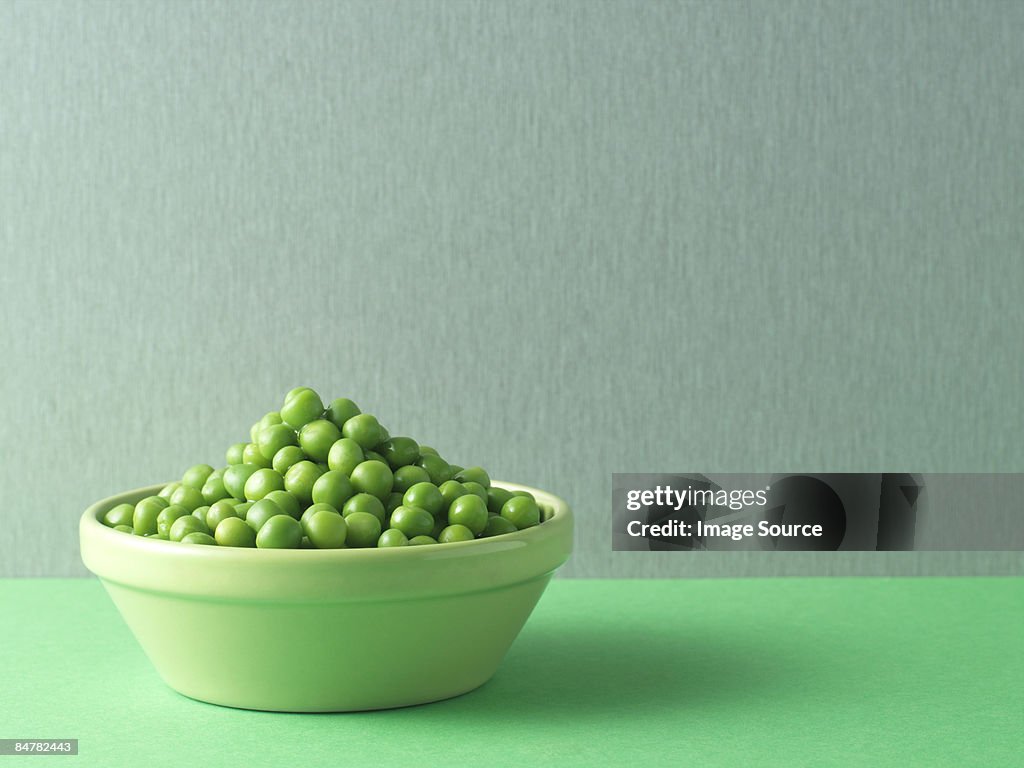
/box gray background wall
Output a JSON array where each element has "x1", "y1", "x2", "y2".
[{"x1": 1, "y1": 0, "x2": 1021, "y2": 578}]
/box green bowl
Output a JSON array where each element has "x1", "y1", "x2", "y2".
[{"x1": 80, "y1": 481, "x2": 572, "y2": 712}]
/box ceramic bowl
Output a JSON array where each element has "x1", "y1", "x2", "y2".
[{"x1": 80, "y1": 481, "x2": 572, "y2": 712}]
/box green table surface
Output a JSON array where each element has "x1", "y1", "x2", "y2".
[{"x1": 2, "y1": 578, "x2": 1021, "y2": 767}]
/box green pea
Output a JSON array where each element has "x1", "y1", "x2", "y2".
[
  {"x1": 170, "y1": 484, "x2": 206, "y2": 512},
  {"x1": 392, "y1": 465, "x2": 431, "y2": 494},
  {"x1": 511, "y1": 490, "x2": 536, "y2": 501},
  {"x1": 244, "y1": 468, "x2": 285, "y2": 501},
  {"x1": 439, "y1": 480, "x2": 468, "y2": 509},
  {"x1": 455, "y1": 466, "x2": 490, "y2": 488},
  {"x1": 417, "y1": 453, "x2": 453, "y2": 485},
  {"x1": 205, "y1": 500, "x2": 239, "y2": 532},
  {"x1": 233, "y1": 501, "x2": 253, "y2": 520},
  {"x1": 201, "y1": 473, "x2": 231, "y2": 504},
  {"x1": 257, "y1": 423, "x2": 298, "y2": 460},
  {"x1": 501, "y1": 495, "x2": 540, "y2": 529},
  {"x1": 113, "y1": 524, "x2": 134, "y2": 533},
  {"x1": 344, "y1": 511, "x2": 382, "y2": 548},
  {"x1": 225, "y1": 442, "x2": 247, "y2": 466},
  {"x1": 298, "y1": 419, "x2": 342, "y2": 462},
  {"x1": 256, "y1": 515, "x2": 303, "y2": 549},
  {"x1": 439, "y1": 524, "x2": 475, "y2": 543},
  {"x1": 140, "y1": 494, "x2": 169, "y2": 510},
  {"x1": 192, "y1": 505, "x2": 210, "y2": 523},
  {"x1": 215, "y1": 516, "x2": 256, "y2": 547},
  {"x1": 377, "y1": 529, "x2": 408, "y2": 547},
  {"x1": 342, "y1": 493, "x2": 386, "y2": 525},
  {"x1": 157, "y1": 482, "x2": 180, "y2": 500},
  {"x1": 259, "y1": 411, "x2": 283, "y2": 430},
  {"x1": 170, "y1": 515, "x2": 210, "y2": 542},
  {"x1": 448, "y1": 494, "x2": 488, "y2": 535},
  {"x1": 181, "y1": 464, "x2": 215, "y2": 490},
  {"x1": 408, "y1": 535, "x2": 437, "y2": 546},
  {"x1": 241, "y1": 442, "x2": 272, "y2": 469},
  {"x1": 341, "y1": 413, "x2": 382, "y2": 450},
  {"x1": 388, "y1": 505, "x2": 434, "y2": 538},
  {"x1": 447, "y1": 464, "x2": 464, "y2": 477},
  {"x1": 300, "y1": 502, "x2": 339, "y2": 534},
  {"x1": 325, "y1": 397, "x2": 361, "y2": 430},
  {"x1": 430, "y1": 516, "x2": 447, "y2": 539},
  {"x1": 403, "y1": 482, "x2": 444, "y2": 517},
  {"x1": 384, "y1": 492, "x2": 404, "y2": 515},
  {"x1": 271, "y1": 445, "x2": 306, "y2": 476},
  {"x1": 284, "y1": 460, "x2": 324, "y2": 505},
  {"x1": 104, "y1": 503, "x2": 135, "y2": 528},
  {"x1": 263, "y1": 490, "x2": 301, "y2": 520},
  {"x1": 327, "y1": 438, "x2": 364, "y2": 475},
  {"x1": 350, "y1": 460, "x2": 393, "y2": 501},
  {"x1": 246, "y1": 499, "x2": 284, "y2": 532},
  {"x1": 311, "y1": 470, "x2": 355, "y2": 510},
  {"x1": 281, "y1": 387, "x2": 325, "y2": 429},
  {"x1": 223, "y1": 463, "x2": 260, "y2": 501},
  {"x1": 483, "y1": 515, "x2": 518, "y2": 537},
  {"x1": 418, "y1": 445, "x2": 439, "y2": 457},
  {"x1": 181, "y1": 532, "x2": 217, "y2": 545},
  {"x1": 306, "y1": 509, "x2": 348, "y2": 549},
  {"x1": 157, "y1": 505, "x2": 192, "y2": 537},
  {"x1": 462, "y1": 482, "x2": 488, "y2": 505},
  {"x1": 379, "y1": 436, "x2": 420, "y2": 468},
  {"x1": 487, "y1": 487, "x2": 515, "y2": 516},
  {"x1": 364, "y1": 450, "x2": 388, "y2": 465},
  {"x1": 133, "y1": 496, "x2": 167, "y2": 536}
]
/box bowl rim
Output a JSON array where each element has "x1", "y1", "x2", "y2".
[
  {"x1": 82, "y1": 479, "x2": 568, "y2": 559},
  {"x1": 80, "y1": 480, "x2": 573, "y2": 601}
]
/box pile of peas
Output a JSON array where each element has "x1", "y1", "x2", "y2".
[{"x1": 101, "y1": 387, "x2": 543, "y2": 549}]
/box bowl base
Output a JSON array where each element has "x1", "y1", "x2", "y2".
[
  {"x1": 170, "y1": 673, "x2": 495, "y2": 713},
  {"x1": 103, "y1": 574, "x2": 552, "y2": 712}
]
